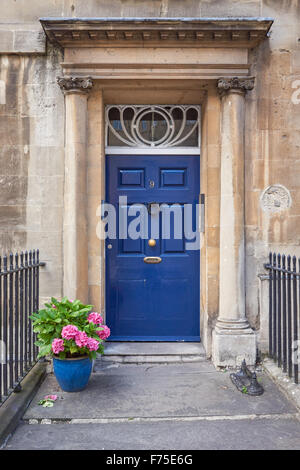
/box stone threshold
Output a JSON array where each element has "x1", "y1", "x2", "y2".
[{"x1": 99, "y1": 342, "x2": 206, "y2": 364}]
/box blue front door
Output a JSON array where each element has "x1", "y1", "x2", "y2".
[{"x1": 106, "y1": 155, "x2": 200, "y2": 341}]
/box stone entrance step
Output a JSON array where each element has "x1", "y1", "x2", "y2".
[{"x1": 98, "y1": 342, "x2": 206, "y2": 364}]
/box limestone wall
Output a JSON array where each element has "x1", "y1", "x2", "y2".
[
  {"x1": 0, "y1": 46, "x2": 64, "y2": 305},
  {"x1": 244, "y1": 1, "x2": 300, "y2": 348},
  {"x1": 0, "y1": 0, "x2": 299, "y2": 351}
]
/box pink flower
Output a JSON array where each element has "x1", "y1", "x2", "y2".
[
  {"x1": 52, "y1": 304, "x2": 57, "y2": 309},
  {"x1": 61, "y1": 324, "x2": 79, "y2": 340},
  {"x1": 97, "y1": 325, "x2": 110, "y2": 340},
  {"x1": 75, "y1": 331, "x2": 89, "y2": 348},
  {"x1": 52, "y1": 338, "x2": 64, "y2": 354},
  {"x1": 87, "y1": 337, "x2": 99, "y2": 351},
  {"x1": 44, "y1": 395, "x2": 58, "y2": 401},
  {"x1": 88, "y1": 312, "x2": 103, "y2": 325}
]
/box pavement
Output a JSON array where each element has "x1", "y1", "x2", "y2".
[{"x1": 4, "y1": 361, "x2": 300, "y2": 450}]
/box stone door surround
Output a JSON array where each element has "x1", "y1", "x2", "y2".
[{"x1": 42, "y1": 17, "x2": 273, "y2": 366}]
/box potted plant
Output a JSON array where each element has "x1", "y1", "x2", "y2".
[{"x1": 30, "y1": 297, "x2": 110, "y2": 392}]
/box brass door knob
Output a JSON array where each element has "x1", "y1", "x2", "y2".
[{"x1": 148, "y1": 239, "x2": 156, "y2": 247}]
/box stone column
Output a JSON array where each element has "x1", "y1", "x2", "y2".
[
  {"x1": 57, "y1": 77, "x2": 93, "y2": 303},
  {"x1": 212, "y1": 77, "x2": 256, "y2": 367}
]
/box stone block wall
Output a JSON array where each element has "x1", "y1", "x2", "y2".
[
  {"x1": 0, "y1": 46, "x2": 64, "y2": 305},
  {"x1": 244, "y1": 1, "x2": 300, "y2": 347},
  {"x1": 0, "y1": 0, "x2": 299, "y2": 351}
]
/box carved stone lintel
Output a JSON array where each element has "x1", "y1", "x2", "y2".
[
  {"x1": 217, "y1": 77, "x2": 255, "y2": 96},
  {"x1": 57, "y1": 76, "x2": 93, "y2": 94}
]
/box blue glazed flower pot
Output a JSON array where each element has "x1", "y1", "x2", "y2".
[{"x1": 53, "y1": 356, "x2": 93, "y2": 392}]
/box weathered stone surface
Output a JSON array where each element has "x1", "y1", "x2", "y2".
[
  {"x1": 201, "y1": 0, "x2": 261, "y2": 17},
  {"x1": 23, "y1": 363, "x2": 297, "y2": 421},
  {"x1": 0, "y1": 145, "x2": 23, "y2": 176},
  {"x1": 14, "y1": 29, "x2": 45, "y2": 54},
  {"x1": 0, "y1": 30, "x2": 14, "y2": 53},
  {"x1": 260, "y1": 185, "x2": 292, "y2": 213},
  {"x1": 212, "y1": 330, "x2": 257, "y2": 367},
  {"x1": 0, "y1": 46, "x2": 64, "y2": 300},
  {"x1": 0, "y1": 28, "x2": 45, "y2": 54}
]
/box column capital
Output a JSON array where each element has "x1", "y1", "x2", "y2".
[
  {"x1": 57, "y1": 76, "x2": 93, "y2": 95},
  {"x1": 217, "y1": 77, "x2": 255, "y2": 96}
]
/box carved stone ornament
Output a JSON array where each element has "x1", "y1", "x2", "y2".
[
  {"x1": 57, "y1": 76, "x2": 93, "y2": 93},
  {"x1": 260, "y1": 184, "x2": 292, "y2": 213},
  {"x1": 217, "y1": 77, "x2": 255, "y2": 95}
]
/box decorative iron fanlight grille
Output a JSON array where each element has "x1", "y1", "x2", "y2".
[{"x1": 105, "y1": 105, "x2": 201, "y2": 149}]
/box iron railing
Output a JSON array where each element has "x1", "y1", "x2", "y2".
[
  {"x1": 0, "y1": 250, "x2": 45, "y2": 404},
  {"x1": 265, "y1": 253, "x2": 299, "y2": 384}
]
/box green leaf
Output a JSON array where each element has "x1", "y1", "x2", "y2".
[
  {"x1": 43, "y1": 401, "x2": 54, "y2": 408},
  {"x1": 33, "y1": 326, "x2": 42, "y2": 333},
  {"x1": 43, "y1": 325, "x2": 56, "y2": 333},
  {"x1": 38, "y1": 344, "x2": 52, "y2": 358},
  {"x1": 47, "y1": 310, "x2": 57, "y2": 320}
]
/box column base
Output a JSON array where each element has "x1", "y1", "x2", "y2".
[{"x1": 212, "y1": 328, "x2": 256, "y2": 368}]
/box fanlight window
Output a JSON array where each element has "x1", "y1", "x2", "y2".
[{"x1": 105, "y1": 105, "x2": 201, "y2": 149}]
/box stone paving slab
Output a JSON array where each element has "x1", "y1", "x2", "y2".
[
  {"x1": 6, "y1": 417, "x2": 300, "y2": 450},
  {"x1": 23, "y1": 363, "x2": 298, "y2": 421}
]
